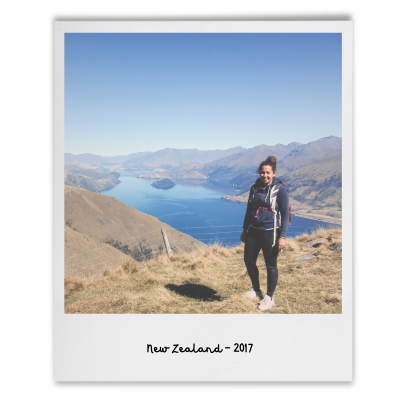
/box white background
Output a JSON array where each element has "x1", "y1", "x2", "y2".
[{"x1": 1, "y1": 0, "x2": 398, "y2": 398}]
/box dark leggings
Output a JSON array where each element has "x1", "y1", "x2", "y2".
[{"x1": 244, "y1": 227, "x2": 279, "y2": 298}]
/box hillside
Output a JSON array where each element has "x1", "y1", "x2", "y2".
[
  {"x1": 65, "y1": 225, "x2": 127, "y2": 278},
  {"x1": 65, "y1": 227, "x2": 342, "y2": 314},
  {"x1": 278, "y1": 136, "x2": 342, "y2": 176},
  {"x1": 281, "y1": 153, "x2": 342, "y2": 217},
  {"x1": 65, "y1": 186, "x2": 205, "y2": 277},
  {"x1": 64, "y1": 165, "x2": 120, "y2": 192},
  {"x1": 224, "y1": 136, "x2": 342, "y2": 191}
]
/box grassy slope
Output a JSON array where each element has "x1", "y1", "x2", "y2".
[
  {"x1": 65, "y1": 186, "x2": 206, "y2": 278},
  {"x1": 65, "y1": 225, "x2": 131, "y2": 278},
  {"x1": 65, "y1": 228, "x2": 342, "y2": 314}
]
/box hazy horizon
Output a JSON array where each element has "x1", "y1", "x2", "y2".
[{"x1": 65, "y1": 134, "x2": 343, "y2": 158}]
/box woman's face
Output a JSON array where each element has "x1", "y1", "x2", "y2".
[{"x1": 259, "y1": 165, "x2": 276, "y2": 186}]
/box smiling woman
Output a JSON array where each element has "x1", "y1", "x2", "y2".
[{"x1": 240, "y1": 155, "x2": 290, "y2": 311}]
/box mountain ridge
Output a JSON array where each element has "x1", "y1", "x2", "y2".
[
  {"x1": 64, "y1": 136, "x2": 342, "y2": 223},
  {"x1": 65, "y1": 138, "x2": 340, "y2": 183}
]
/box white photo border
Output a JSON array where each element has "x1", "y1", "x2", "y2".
[{"x1": 54, "y1": 20, "x2": 353, "y2": 382}]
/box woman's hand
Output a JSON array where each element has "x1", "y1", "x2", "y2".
[
  {"x1": 278, "y1": 237, "x2": 286, "y2": 251},
  {"x1": 240, "y1": 232, "x2": 247, "y2": 243}
]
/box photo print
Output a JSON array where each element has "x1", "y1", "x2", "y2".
[{"x1": 54, "y1": 20, "x2": 353, "y2": 381}]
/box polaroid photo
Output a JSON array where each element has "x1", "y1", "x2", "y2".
[{"x1": 54, "y1": 20, "x2": 353, "y2": 381}]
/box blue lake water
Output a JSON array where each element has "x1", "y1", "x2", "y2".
[{"x1": 100, "y1": 174, "x2": 340, "y2": 247}]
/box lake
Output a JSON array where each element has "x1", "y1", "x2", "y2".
[{"x1": 100, "y1": 174, "x2": 340, "y2": 247}]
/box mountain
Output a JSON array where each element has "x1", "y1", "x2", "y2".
[
  {"x1": 123, "y1": 146, "x2": 247, "y2": 170},
  {"x1": 281, "y1": 153, "x2": 342, "y2": 211},
  {"x1": 200, "y1": 142, "x2": 302, "y2": 182},
  {"x1": 135, "y1": 142, "x2": 303, "y2": 183},
  {"x1": 278, "y1": 136, "x2": 342, "y2": 175},
  {"x1": 64, "y1": 153, "x2": 127, "y2": 170},
  {"x1": 64, "y1": 147, "x2": 248, "y2": 189},
  {"x1": 65, "y1": 186, "x2": 205, "y2": 278},
  {"x1": 215, "y1": 137, "x2": 340, "y2": 181},
  {"x1": 216, "y1": 137, "x2": 341, "y2": 191},
  {"x1": 64, "y1": 137, "x2": 342, "y2": 219},
  {"x1": 64, "y1": 165, "x2": 120, "y2": 192},
  {"x1": 65, "y1": 138, "x2": 340, "y2": 182},
  {"x1": 65, "y1": 147, "x2": 247, "y2": 173}
]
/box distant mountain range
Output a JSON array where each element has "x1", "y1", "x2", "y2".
[
  {"x1": 64, "y1": 136, "x2": 342, "y2": 218},
  {"x1": 64, "y1": 146, "x2": 248, "y2": 189},
  {"x1": 225, "y1": 136, "x2": 342, "y2": 192},
  {"x1": 65, "y1": 146, "x2": 247, "y2": 172}
]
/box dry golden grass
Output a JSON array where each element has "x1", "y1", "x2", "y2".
[{"x1": 64, "y1": 228, "x2": 342, "y2": 314}]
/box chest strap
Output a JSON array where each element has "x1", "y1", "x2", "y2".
[{"x1": 254, "y1": 206, "x2": 274, "y2": 218}]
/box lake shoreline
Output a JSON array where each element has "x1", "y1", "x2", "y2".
[
  {"x1": 101, "y1": 175, "x2": 341, "y2": 245},
  {"x1": 293, "y1": 213, "x2": 342, "y2": 226},
  {"x1": 221, "y1": 195, "x2": 342, "y2": 226}
]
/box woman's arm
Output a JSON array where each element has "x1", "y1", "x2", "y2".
[
  {"x1": 277, "y1": 185, "x2": 289, "y2": 250},
  {"x1": 241, "y1": 187, "x2": 255, "y2": 242},
  {"x1": 277, "y1": 184, "x2": 289, "y2": 237},
  {"x1": 242, "y1": 188, "x2": 254, "y2": 233}
]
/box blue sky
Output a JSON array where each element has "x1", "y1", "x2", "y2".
[{"x1": 65, "y1": 33, "x2": 342, "y2": 156}]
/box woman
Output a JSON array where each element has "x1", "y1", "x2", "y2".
[{"x1": 240, "y1": 156, "x2": 289, "y2": 311}]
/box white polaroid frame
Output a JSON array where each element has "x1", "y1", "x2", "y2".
[{"x1": 54, "y1": 20, "x2": 353, "y2": 382}]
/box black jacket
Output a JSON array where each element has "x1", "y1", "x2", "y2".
[{"x1": 242, "y1": 177, "x2": 289, "y2": 237}]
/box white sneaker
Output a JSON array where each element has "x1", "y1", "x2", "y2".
[
  {"x1": 258, "y1": 295, "x2": 275, "y2": 311},
  {"x1": 245, "y1": 288, "x2": 263, "y2": 299}
]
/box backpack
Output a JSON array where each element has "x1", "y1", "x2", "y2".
[
  {"x1": 267, "y1": 181, "x2": 292, "y2": 247},
  {"x1": 269, "y1": 181, "x2": 292, "y2": 226},
  {"x1": 247, "y1": 179, "x2": 292, "y2": 247}
]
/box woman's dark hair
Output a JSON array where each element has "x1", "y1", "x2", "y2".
[{"x1": 258, "y1": 156, "x2": 277, "y2": 173}]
